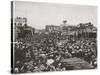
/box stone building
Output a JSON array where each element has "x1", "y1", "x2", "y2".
[
  {"x1": 15, "y1": 17, "x2": 35, "y2": 41},
  {"x1": 15, "y1": 17, "x2": 27, "y2": 26},
  {"x1": 45, "y1": 25, "x2": 61, "y2": 33}
]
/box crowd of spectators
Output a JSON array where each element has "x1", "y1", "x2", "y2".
[{"x1": 14, "y1": 31, "x2": 97, "y2": 73}]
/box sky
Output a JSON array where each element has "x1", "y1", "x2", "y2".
[{"x1": 14, "y1": 1, "x2": 97, "y2": 29}]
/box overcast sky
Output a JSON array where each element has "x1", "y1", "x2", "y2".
[{"x1": 14, "y1": 1, "x2": 97, "y2": 29}]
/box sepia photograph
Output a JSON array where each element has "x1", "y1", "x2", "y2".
[{"x1": 11, "y1": 1, "x2": 97, "y2": 73}]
